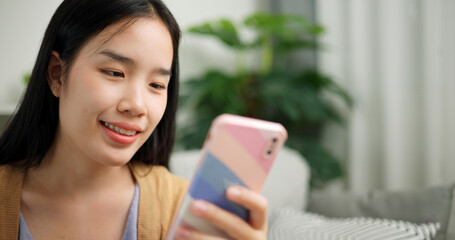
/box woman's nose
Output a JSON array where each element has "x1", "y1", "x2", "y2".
[{"x1": 117, "y1": 83, "x2": 146, "y2": 117}]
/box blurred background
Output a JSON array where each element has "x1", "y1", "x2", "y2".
[{"x1": 0, "y1": 0, "x2": 454, "y2": 193}]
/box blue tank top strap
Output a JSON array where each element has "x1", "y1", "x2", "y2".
[
  {"x1": 19, "y1": 212, "x2": 33, "y2": 240},
  {"x1": 122, "y1": 183, "x2": 140, "y2": 240}
]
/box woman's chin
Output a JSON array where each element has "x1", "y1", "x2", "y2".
[
  {"x1": 93, "y1": 147, "x2": 139, "y2": 167},
  {"x1": 107, "y1": 160, "x2": 130, "y2": 167},
  {"x1": 95, "y1": 154, "x2": 134, "y2": 167},
  {"x1": 106, "y1": 157, "x2": 133, "y2": 167}
]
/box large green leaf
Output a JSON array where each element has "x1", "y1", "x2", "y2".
[
  {"x1": 188, "y1": 19, "x2": 244, "y2": 49},
  {"x1": 244, "y1": 13, "x2": 325, "y2": 47}
]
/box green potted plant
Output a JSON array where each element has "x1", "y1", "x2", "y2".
[{"x1": 177, "y1": 12, "x2": 353, "y2": 188}]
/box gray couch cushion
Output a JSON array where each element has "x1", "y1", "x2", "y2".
[
  {"x1": 269, "y1": 206, "x2": 440, "y2": 240},
  {"x1": 307, "y1": 184, "x2": 455, "y2": 239}
]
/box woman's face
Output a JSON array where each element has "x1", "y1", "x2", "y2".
[{"x1": 50, "y1": 18, "x2": 173, "y2": 166}]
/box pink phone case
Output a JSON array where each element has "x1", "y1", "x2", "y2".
[{"x1": 166, "y1": 114, "x2": 287, "y2": 239}]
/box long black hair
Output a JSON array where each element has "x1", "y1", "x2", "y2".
[{"x1": 0, "y1": 0, "x2": 180, "y2": 169}]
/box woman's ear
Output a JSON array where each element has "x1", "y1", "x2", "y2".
[{"x1": 47, "y1": 51, "x2": 64, "y2": 97}]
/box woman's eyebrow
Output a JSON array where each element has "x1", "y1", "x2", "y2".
[
  {"x1": 98, "y1": 49, "x2": 172, "y2": 76},
  {"x1": 98, "y1": 50, "x2": 135, "y2": 65},
  {"x1": 156, "y1": 68, "x2": 172, "y2": 76}
]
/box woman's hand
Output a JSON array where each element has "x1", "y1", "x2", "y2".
[{"x1": 175, "y1": 186, "x2": 268, "y2": 240}]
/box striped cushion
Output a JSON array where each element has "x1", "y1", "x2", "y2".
[{"x1": 269, "y1": 206, "x2": 440, "y2": 240}]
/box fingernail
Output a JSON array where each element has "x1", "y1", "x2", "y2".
[
  {"x1": 177, "y1": 227, "x2": 190, "y2": 239},
  {"x1": 192, "y1": 200, "x2": 207, "y2": 216},
  {"x1": 227, "y1": 186, "x2": 241, "y2": 198}
]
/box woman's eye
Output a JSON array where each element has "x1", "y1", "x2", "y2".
[
  {"x1": 102, "y1": 70, "x2": 125, "y2": 78},
  {"x1": 150, "y1": 83, "x2": 166, "y2": 90}
]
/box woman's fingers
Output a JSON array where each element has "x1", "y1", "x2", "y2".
[
  {"x1": 189, "y1": 199, "x2": 256, "y2": 240},
  {"x1": 182, "y1": 186, "x2": 268, "y2": 240},
  {"x1": 225, "y1": 186, "x2": 268, "y2": 230}
]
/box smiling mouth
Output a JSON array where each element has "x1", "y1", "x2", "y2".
[{"x1": 100, "y1": 121, "x2": 138, "y2": 136}]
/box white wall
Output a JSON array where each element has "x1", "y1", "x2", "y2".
[
  {"x1": 0, "y1": 0, "x2": 62, "y2": 106},
  {"x1": 0, "y1": 0, "x2": 265, "y2": 107}
]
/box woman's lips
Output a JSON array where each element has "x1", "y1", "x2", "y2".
[{"x1": 100, "y1": 121, "x2": 141, "y2": 145}]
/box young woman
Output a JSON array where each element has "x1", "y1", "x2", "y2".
[{"x1": 0, "y1": 0, "x2": 268, "y2": 239}]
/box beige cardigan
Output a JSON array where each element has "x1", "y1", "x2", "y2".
[{"x1": 0, "y1": 162, "x2": 189, "y2": 240}]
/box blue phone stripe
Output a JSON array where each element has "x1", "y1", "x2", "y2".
[
  {"x1": 189, "y1": 176, "x2": 248, "y2": 220},
  {"x1": 189, "y1": 152, "x2": 249, "y2": 220}
]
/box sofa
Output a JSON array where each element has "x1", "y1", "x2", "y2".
[{"x1": 169, "y1": 147, "x2": 455, "y2": 240}]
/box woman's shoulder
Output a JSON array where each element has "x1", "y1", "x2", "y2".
[
  {"x1": 0, "y1": 162, "x2": 25, "y2": 182},
  {"x1": 0, "y1": 163, "x2": 25, "y2": 239},
  {"x1": 0, "y1": 162, "x2": 25, "y2": 199}
]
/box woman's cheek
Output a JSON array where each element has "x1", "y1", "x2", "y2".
[{"x1": 85, "y1": 79, "x2": 121, "y2": 107}]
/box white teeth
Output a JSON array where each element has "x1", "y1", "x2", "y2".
[{"x1": 103, "y1": 122, "x2": 137, "y2": 136}]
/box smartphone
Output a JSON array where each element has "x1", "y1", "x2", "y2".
[{"x1": 167, "y1": 114, "x2": 287, "y2": 239}]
